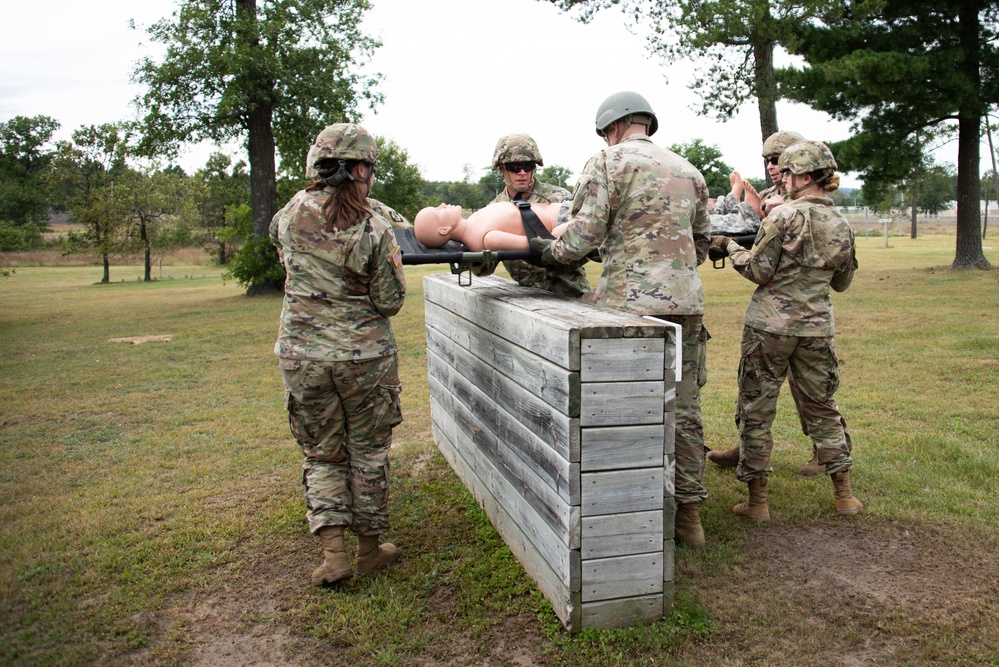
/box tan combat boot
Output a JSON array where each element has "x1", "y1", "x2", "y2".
[
  {"x1": 831, "y1": 471, "x2": 863, "y2": 515},
  {"x1": 674, "y1": 502, "x2": 706, "y2": 549},
  {"x1": 356, "y1": 534, "x2": 401, "y2": 575},
  {"x1": 706, "y1": 445, "x2": 740, "y2": 469},
  {"x1": 312, "y1": 526, "x2": 353, "y2": 586},
  {"x1": 797, "y1": 449, "x2": 825, "y2": 476},
  {"x1": 732, "y1": 477, "x2": 770, "y2": 521}
]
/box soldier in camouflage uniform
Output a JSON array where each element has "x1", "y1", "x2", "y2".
[
  {"x1": 755, "y1": 130, "x2": 806, "y2": 219},
  {"x1": 271, "y1": 123, "x2": 407, "y2": 585},
  {"x1": 535, "y1": 91, "x2": 713, "y2": 549},
  {"x1": 709, "y1": 140, "x2": 863, "y2": 521},
  {"x1": 707, "y1": 129, "x2": 826, "y2": 476},
  {"x1": 479, "y1": 133, "x2": 590, "y2": 297}
]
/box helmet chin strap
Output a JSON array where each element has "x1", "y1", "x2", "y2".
[{"x1": 787, "y1": 171, "x2": 830, "y2": 199}]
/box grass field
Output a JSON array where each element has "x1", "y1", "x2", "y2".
[{"x1": 1, "y1": 231, "x2": 997, "y2": 666}]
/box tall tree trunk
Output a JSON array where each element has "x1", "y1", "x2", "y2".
[
  {"x1": 753, "y1": 39, "x2": 779, "y2": 187},
  {"x1": 237, "y1": 0, "x2": 278, "y2": 239},
  {"x1": 910, "y1": 186, "x2": 918, "y2": 239},
  {"x1": 102, "y1": 253, "x2": 110, "y2": 284},
  {"x1": 248, "y1": 102, "x2": 277, "y2": 238},
  {"x1": 951, "y1": 2, "x2": 990, "y2": 269},
  {"x1": 141, "y1": 219, "x2": 152, "y2": 282}
]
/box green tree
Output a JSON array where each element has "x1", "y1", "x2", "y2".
[
  {"x1": 668, "y1": 139, "x2": 733, "y2": 197},
  {"x1": 50, "y1": 123, "x2": 134, "y2": 283},
  {"x1": 132, "y1": 0, "x2": 383, "y2": 241},
  {"x1": 0, "y1": 115, "x2": 60, "y2": 249},
  {"x1": 537, "y1": 164, "x2": 574, "y2": 191},
  {"x1": 117, "y1": 168, "x2": 187, "y2": 281},
  {"x1": 478, "y1": 170, "x2": 505, "y2": 200},
  {"x1": 551, "y1": 0, "x2": 830, "y2": 156},
  {"x1": 369, "y1": 137, "x2": 427, "y2": 221},
  {"x1": 193, "y1": 153, "x2": 251, "y2": 264},
  {"x1": 779, "y1": 0, "x2": 997, "y2": 268}
]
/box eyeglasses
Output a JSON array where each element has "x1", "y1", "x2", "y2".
[
  {"x1": 766, "y1": 156, "x2": 780, "y2": 166},
  {"x1": 504, "y1": 162, "x2": 536, "y2": 173}
]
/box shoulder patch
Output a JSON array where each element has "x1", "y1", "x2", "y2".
[{"x1": 392, "y1": 246, "x2": 403, "y2": 267}]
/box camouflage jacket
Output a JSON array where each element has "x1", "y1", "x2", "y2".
[
  {"x1": 488, "y1": 180, "x2": 591, "y2": 298},
  {"x1": 270, "y1": 188, "x2": 406, "y2": 361},
  {"x1": 552, "y1": 135, "x2": 710, "y2": 316},
  {"x1": 727, "y1": 194, "x2": 856, "y2": 337},
  {"x1": 369, "y1": 198, "x2": 412, "y2": 229}
]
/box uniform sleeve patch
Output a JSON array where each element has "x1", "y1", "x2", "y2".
[{"x1": 392, "y1": 246, "x2": 403, "y2": 267}]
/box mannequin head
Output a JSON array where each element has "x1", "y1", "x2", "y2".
[{"x1": 414, "y1": 203, "x2": 464, "y2": 248}]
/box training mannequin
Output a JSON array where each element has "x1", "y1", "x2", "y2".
[{"x1": 413, "y1": 201, "x2": 568, "y2": 251}]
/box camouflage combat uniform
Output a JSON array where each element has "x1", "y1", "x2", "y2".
[
  {"x1": 270, "y1": 189, "x2": 406, "y2": 536},
  {"x1": 486, "y1": 181, "x2": 591, "y2": 298},
  {"x1": 710, "y1": 192, "x2": 760, "y2": 235},
  {"x1": 723, "y1": 194, "x2": 857, "y2": 481},
  {"x1": 551, "y1": 135, "x2": 712, "y2": 504}
]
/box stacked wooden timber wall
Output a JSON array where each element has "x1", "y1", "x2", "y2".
[{"x1": 423, "y1": 274, "x2": 679, "y2": 632}]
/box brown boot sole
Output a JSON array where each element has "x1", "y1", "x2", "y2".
[
  {"x1": 836, "y1": 503, "x2": 863, "y2": 516},
  {"x1": 733, "y1": 504, "x2": 770, "y2": 522},
  {"x1": 312, "y1": 567, "x2": 353, "y2": 586}
]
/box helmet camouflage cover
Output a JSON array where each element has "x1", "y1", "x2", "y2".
[
  {"x1": 492, "y1": 133, "x2": 544, "y2": 168},
  {"x1": 761, "y1": 130, "x2": 806, "y2": 158},
  {"x1": 778, "y1": 140, "x2": 838, "y2": 175},
  {"x1": 312, "y1": 123, "x2": 378, "y2": 167}
]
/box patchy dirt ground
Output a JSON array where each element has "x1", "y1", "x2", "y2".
[{"x1": 132, "y1": 521, "x2": 998, "y2": 666}]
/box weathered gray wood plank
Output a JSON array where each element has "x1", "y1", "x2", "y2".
[
  {"x1": 431, "y1": 419, "x2": 581, "y2": 630},
  {"x1": 581, "y1": 510, "x2": 663, "y2": 560},
  {"x1": 426, "y1": 322, "x2": 579, "y2": 460},
  {"x1": 580, "y1": 424, "x2": 664, "y2": 472},
  {"x1": 580, "y1": 337, "x2": 664, "y2": 382},
  {"x1": 424, "y1": 302, "x2": 581, "y2": 418},
  {"x1": 580, "y1": 552, "x2": 663, "y2": 602},
  {"x1": 428, "y1": 353, "x2": 578, "y2": 505},
  {"x1": 580, "y1": 381, "x2": 665, "y2": 427},
  {"x1": 580, "y1": 595, "x2": 664, "y2": 629},
  {"x1": 431, "y1": 392, "x2": 579, "y2": 586},
  {"x1": 581, "y1": 468, "x2": 664, "y2": 517}
]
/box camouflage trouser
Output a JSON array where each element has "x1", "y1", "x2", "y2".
[
  {"x1": 279, "y1": 355, "x2": 403, "y2": 536},
  {"x1": 503, "y1": 260, "x2": 591, "y2": 298},
  {"x1": 658, "y1": 314, "x2": 710, "y2": 504},
  {"x1": 734, "y1": 327, "x2": 853, "y2": 481}
]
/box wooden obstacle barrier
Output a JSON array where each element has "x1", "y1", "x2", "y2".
[{"x1": 423, "y1": 274, "x2": 679, "y2": 632}]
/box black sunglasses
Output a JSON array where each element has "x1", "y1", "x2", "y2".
[
  {"x1": 766, "y1": 156, "x2": 780, "y2": 166},
  {"x1": 504, "y1": 162, "x2": 536, "y2": 173}
]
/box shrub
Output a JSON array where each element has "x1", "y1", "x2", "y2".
[{"x1": 224, "y1": 235, "x2": 285, "y2": 295}]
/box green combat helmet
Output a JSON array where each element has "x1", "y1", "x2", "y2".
[
  {"x1": 761, "y1": 130, "x2": 805, "y2": 158},
  {"x1": 492, "y1": 133, "x2": 544, "y2": 169},
  {"x1": 312, "y1": 123, "x2": 379, "y2": 187},
  {"x1": 778, "y1": 140, "x2": 838, "y2": 175},
  {"x1": 594, "y1": 90, "x2": 658, "y2": 137}
]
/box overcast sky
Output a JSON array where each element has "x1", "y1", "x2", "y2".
[{"x1": 0, "y1": 0, "x2": 974, "y2": 190}]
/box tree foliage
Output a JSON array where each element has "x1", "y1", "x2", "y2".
[
  {"x1": 537, "y1": 164, "x2": 574, "y2": 191},
  {"x1": 369, "y1": 137, "x2": 427, "y2": 221},
  {"x1": 549, "y1": 0, "x2": 830, "y2": 145},
  {"x1": 778, "y1": 0, "x2": 998, "y2": 268},
  {"x1": 132, "y1": 0, "x2": 383, "y2": 239},
  {"x1": 193, "y1": 153, "x2": 251, "y2": 264},
  {"x1": 50, "y1": 123, "x2": 134, "y2": 283},
  {"x1": 668, "y1": 139, "x2": 733, "y2": 197},
  {"x1": 0, "y1": 115, "x2": 60, "y2": 249}
]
